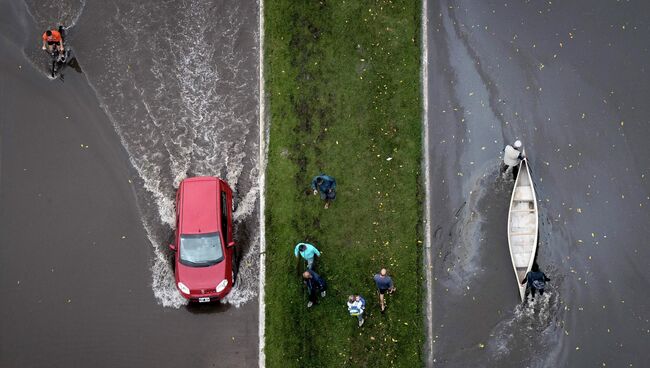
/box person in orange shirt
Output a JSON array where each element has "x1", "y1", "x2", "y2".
[{"x1": 41, "y1": 29, "x2": 64, "y2": 54}]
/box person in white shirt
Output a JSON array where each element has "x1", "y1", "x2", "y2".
[
  {"x1": 347, "y1": 295, "x2": 366, "y2": 327},
  {"x1": 502, "y1": 140, "x2": 524, "y2": 180}
]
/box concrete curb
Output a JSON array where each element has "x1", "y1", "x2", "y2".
[
  {"x1": 258, "y1": 0, "x2": 267, "y2": 366},
  {"x1": 421, "y1": 0, "x2": 434, "y2": 367}
]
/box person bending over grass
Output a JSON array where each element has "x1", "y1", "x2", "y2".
[
  {"x1": 303, "y1": 270, "x2": 327, "y2": 308},
  {"x1": 294, "y1": 242, "x2": 321, "y2": 270},
  {"x1": 347, "y1": 295, "x2": 366, "y2": 327},
  {"x1": 373, "y1": 268, "x2": 396, "y2": 313},
  {"x1": 311, "y1": 174, "x2": 336, "y2": 209}
]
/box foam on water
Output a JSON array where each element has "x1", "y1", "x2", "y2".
[
  {"x1": 486, "y1": 287, "x2": 562, "y2": 366},
  {"x1": 233, "y1": 171, "x2": 260, "y2": 222},
  {"x1": 24, "y1": 0, "x2": 86, "y2": 30},
  {"x1": 222, "y1": 234, "x2": 260, "y2": 308},
  {"x1": 149, "y1": 231, "x2": 188, "y2": 308}
]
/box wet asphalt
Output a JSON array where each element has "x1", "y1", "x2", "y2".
[
  {"x1": 427, "y1": 0, "x2": 650, "y2": 367},
  {"x1": 0, "y1": 0, "x2": 258, "y2": 367}
]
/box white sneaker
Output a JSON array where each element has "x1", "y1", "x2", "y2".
[
  {"x1": 358, "y1": 318, "x2": 365, "y2": 327},
  {"x1": 307, "y1": 301, "x2": 313, "y2": 308},
  {"x1": 321, "y1": 291, "x2": 326, "y2": 297}
]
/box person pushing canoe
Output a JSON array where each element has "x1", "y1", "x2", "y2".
[
  {"x1": 521, "y1": 263, "x2": 550, "y2": 302},
  {"x1": 502, "y1": 140, "x2": 525, "y2": 180}
]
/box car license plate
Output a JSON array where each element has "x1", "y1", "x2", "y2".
[{"x1": 198, "y1": 297, "x2": 210, "y2": 303}]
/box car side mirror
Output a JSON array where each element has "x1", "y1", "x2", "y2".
[
  {"x1": 169, "y1": 243, "x2": 177, "y2": 251},
  {"x1": 228, "y1": 241, "x2": 235, "y2": 248}
]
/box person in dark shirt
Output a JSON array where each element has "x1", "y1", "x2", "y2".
[
  {"x1": 311, "y1": 174, "x2": 336, "y2": 209},
  {"x1": 521, "y1": 263, "x2": 550, "y2": 302},
  {"x1": 303, "y1": 270, "x2": 327, "y2": 308}
]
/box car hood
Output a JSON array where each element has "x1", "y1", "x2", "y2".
[{"x1": 177, "y1": 260, "x2": 228, "y2": 291}]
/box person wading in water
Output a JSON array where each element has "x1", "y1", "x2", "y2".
[
  {"x1": 521, "y1": 263, "x2": 550, "y2": 302},
  {"x1": 502, "y1": 140, "x2": 524, "y2": 180},
  {"x1": 41, "y1": 27, "x2": 65, "y2": 55}
]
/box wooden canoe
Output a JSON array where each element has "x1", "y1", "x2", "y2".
[{"x1": 507, "y1": 156, "x2": 539, "y2": 301}]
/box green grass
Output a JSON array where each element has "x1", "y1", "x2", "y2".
[{"x1": 264, "y1": 1, "x2": 423, "y2": 367}]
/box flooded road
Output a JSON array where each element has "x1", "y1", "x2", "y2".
[
  {"x1": 1, "y1": 0, "x2": 259, "y2": 366},
  {"x1": 426, "y1": 0, "x2": 650, "y2": 366}
]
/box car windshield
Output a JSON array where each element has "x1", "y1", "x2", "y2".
[{"x1": 179, "y1": 232, "x2": 224, "y2": 267}]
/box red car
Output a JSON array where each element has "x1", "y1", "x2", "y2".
[{"x1": 170, "y1": 177, "x2": 235, "y2": 302}]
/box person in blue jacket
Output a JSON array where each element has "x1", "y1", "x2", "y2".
[
  {"x1": 303, "y1": 270, "x2": 327, "y2": 308},
  {"x1": 521, "y1": 263, "x2": 551, "y2": 302},
  {"x1": 347, "y1": 295, "x2": 366, "y2": 327},
  {"x1": 294, "y1": 242, "x2": 321, "y2": 270},
  {"x1": 311, "y1": 174, "x2": 336, "y2": 209}
]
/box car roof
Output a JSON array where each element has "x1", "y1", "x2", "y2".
[{"x1": 178, "y1": 177, "x2": 221, "y2": 234}]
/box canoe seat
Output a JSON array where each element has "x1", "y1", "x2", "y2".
[
  {"x1": 514, "y1": 186, "x2": 534, "y2": 201},
  {"x1": 514, "y1": 253, "x2": 532, "y2": 267},
  {"x1": 510, "y1": 234, "x2": 536, "y2": 249},
  {"x1": 511, "y1": 231, "x2": 536, "y2": 236},
  {"x1": 512, "y1": 245, "x2": 531, "y2": 254}
]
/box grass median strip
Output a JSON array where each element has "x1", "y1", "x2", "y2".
[{"x1": 264, "y1": 1, "x2": 422, "y2": 367}]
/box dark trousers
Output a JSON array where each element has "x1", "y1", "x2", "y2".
[
  {"x1": 502, "y1": 164, "x2": 519, "y2": 180},
  {"x1": 308, "y1": 288, "x2": 321, "y2": 303},
  {"x1": 319, "y1": 189, "x2": 336, "y2": 201},
  {"x1": 307, "y1": 281, "x2": 326, "y2": 303},
  {"x1": 528, "y1": 287, "x2": 545, "y2": 300}
]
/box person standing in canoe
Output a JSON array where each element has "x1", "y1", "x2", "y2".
[
  {"x1": 502, "y1": 140, "x2": 525, "y2": 180},
  {"x1": 521, "y1": 263, "x2": 551, "y2": 301},
  {"x1": 294, "y1": 242, "x2": 321, "y2": 270},
  {"x1": 311, "y1": 174, "x2": 336, "y2": 209}
]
